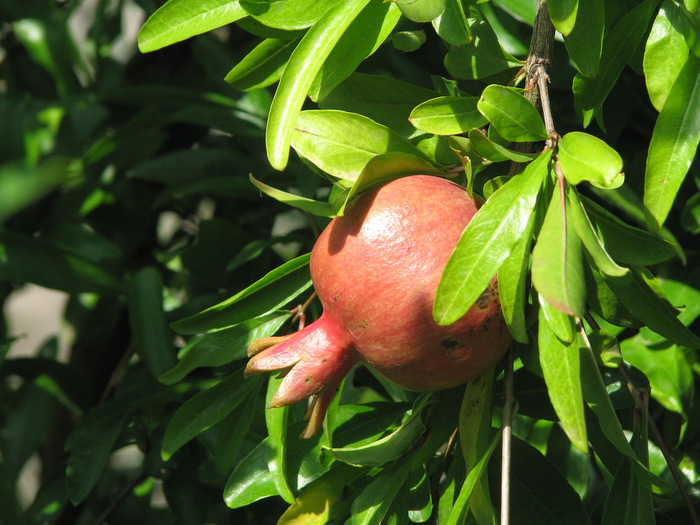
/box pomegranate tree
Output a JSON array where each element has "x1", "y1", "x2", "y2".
[{"x1": 245, "y1": 175, "x2": 511, "y2": 437}]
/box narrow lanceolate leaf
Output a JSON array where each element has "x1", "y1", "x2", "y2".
[
  {"x1": 568, "y1": 189, "x2": 629, "y2": 277},
  {"x1": 171, "y1": 253, "x2": 312, "y2": 334},
  {"x1": 644, "y1": 55, "x2": 700, "y2": 230},
  {"x1": 644, "y1": 1, "x2": 691, "y2": 111},
  {"x1": 547, "y1": 0, "x2": 579, "y2": 35},
  {"x1": 224, "y1": 38, "x2": 299, "y2": 91},
  {"x1": 573, "y1": 0, "x2": 660, "y2": 126},
  {"x1": 477, "y1": 85, "x2": 548, "y2": 142},
  {"x1": 564, "y1": 0, "x2": 604, "y2": 77},
  {"x1": 291, "y1": 110, "x2": 428, "y2": 181},
  {"x1": 468, "y1": 129, "x2": 539, "y2": 163},
  {"x1": 138, "y1": 0, "x2": 247, "y2": 52},
  {"x1": 266, "y1": 376, "x2": 295, "y2": 504},
  {"x1": 532, "y1": 183, "x2": 586, "y2": 318},
  {"x1": 538, "y1": 310, "x2": 587, "y2": 453},
  {"x1": 249, "y1": 174, "x2": 335, "y2": 217},
  {"x1": 266, "y1": 0, "x2": 371, "y2": 170},
  {"x1": 409, "y1": 96, "x2": 488, "y2": 135},
  {"x1": 351, "y1": 461, "x2": 412, "y2": 525},
  {"x1": 557, "y1": 132, "x2": 624, "y2": 189},
  {"x1": 434, "y1": 150, "x2": 551, "y2": 326},
  {"x1": 161, "y1": 372, "x2": 257, "y2": 460}
]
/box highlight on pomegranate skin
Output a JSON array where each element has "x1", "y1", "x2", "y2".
[{"x1": 245, "y1": 175, "x2": 512, "y2": 437}]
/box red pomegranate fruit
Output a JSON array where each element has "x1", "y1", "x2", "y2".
[{"x1": 245, "y1": 175, "x2": 511, "y2": 437}]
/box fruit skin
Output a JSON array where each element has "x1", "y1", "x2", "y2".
[{"x1": 246, "y1": 175, "x2": 511, "y2": 437}]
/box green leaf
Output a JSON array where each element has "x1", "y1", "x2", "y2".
[
  {"x1": 467, "y1": 128, "x2": 539, "y2": 163},
  {"x1": 394, "y1": 0, "x2": 447, "y2": 23},
  {"x1": 604, "y1": 267, "x2": 700, "y2": 348},
  {"x1": 249, "y1": 174, "x2": 335, "y2": 216},
  {"x1": 138, "y1": 0, "x2": 247, "y2": 53},
  {"x1": 161, "y1": 372, "x2": 258, "y2": 460},
  {"x1": 327, "y1": 395, "x2": 431, "y2": 466},
  {"x1": 532, "y1": 184, "x2": 586, "y2": 318},
  {"x1": 239, "y1": 0, "x2": 340, "y2": 30},
  {"x1": 444, "y1": 18, "x2": 522, "y2": 80},
  {"x1": 548, "y1": 0, "x2": 579, "y2": 35},
  {"x1": 351, "y1": 461, "x2": 412, "y2": 525},
  {"x1": 643, "y1": 55, "x2": 700, "y2": 230},
  {"x1": 558, "y1": 132, "x2": 624, "y2": 189},
  {"x1": 291, "y1": 110, "x2": 429, "y2": 181},
  {"x1": 309, "y1": 0, "x2": 402, "y2": 102},
  {"x1": 265, "y1": 375, "x2": 296, "y2": 504},
  {"x1": 581, "y1": 196, "x2": 677, "y2": 266},
  {"x1": 0, "y1": 230, "x2": 125, "y2": 295},
  {"x1": 538, "y1": 308, "x2": 588, "y2": 453},
  {"x1": 391, "y1": 30, "x2": 428, "y2": 53},
  {"x1": 129, "y1": 267, "x2": 177, "y2": 379},
  {"x1": 600, "y1": 451, "x2": 655, "y2": 525},
  {"x1": 564, "y1": 0, "x2": 604, "y2": 77},
  {"x1": 568, "y1": 189, "x2": 629, "y2": 277},
  {"x1": 539, "y1": 293, "x2": 576, "y2": 344},
  {"x1": 433, "y1": 0, "x2": 471, "y2": 46},
  {"x1": 215, "y1": 383, "x2": 262, "y2": 473},
  {"x1": 573, "y1": 0, "x2": 660, "y2": 126},
  {"x1": 409, "y1": 96, "x2": 488, "y2": 135},
  {"x1": 160, "y1": 313, "x2": 290, "y2": 384},
  {"x1": 583, "y1": 264, "x2": 642, "y2": 329},
  {"x1": 434, "y1": 150, "x2": 551, "y2": 325},
  {"x1": 318, "y1": 73, "x2": 439, "y2": 139},
  {"x1": 224, "y1": 37, "x2": 299, "y2": 91},
  {"x1": 171, "y1": 253, "x2": 312, "y2": 334},
  {"x1": 644, "y1": 1, "x2": 691, "y2": 111},
  {"x1": 497, "y1": 208, "x2": 536, "y2": 344},
  {"x1": 265, "y1": 0, "x2": 371, "y2": 170},
  {"x1": 477, "y1": 85, "x2": 549, "y2": 142},
  {"x1": 445, "y1": 433, "x2": 501, "y2": 525},
  {"x1": 224, "y1": 438, "x2": 277, "y2": 508}
]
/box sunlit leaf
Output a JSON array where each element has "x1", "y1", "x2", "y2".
[
  {"x1": 564, "y1": 0, "x2": 604, "y2": 77},
  {"x1": 266, "y1": 375, "x2": 296, "y2": 504},
  {"x1": 477, "y1": 85, "x2": 548, "y2": 142},
  {"x1": 409, "y1": 96, "x2": 488, "y2": 136},
  {"x1": 395, "y1": 0, "x2": 447, "y2": 23},
  {"x1": 225, "y1": 38, "x2": 299, "y2": 91},
  {"x1": 433, "y1": 0, "x2": 471, "y2": 46},
  {"x1": 350, "y1": 461, "x2": 411, "y2": 525},
  {"x1": 548, "y1": 0, "x2": 579, "y2": 35},
  {"x1": 558, "y1": 132, "x2": 624, "y2": 189},
  {"x1": 468, "y1": 128, "x2": 539, "y2": 163},
  {"x1": 239, "y1": 0, "x2": 340, "y2": 30},
  {"x1": 249, "y1": 174, "x2": 335, "y2": 216}
]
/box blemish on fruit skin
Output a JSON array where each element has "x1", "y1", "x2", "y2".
[
  {"x1": 357, "y1": 319, "x2": 369, "y2": 330},
  {"x1": 476, "y1": 285, "x2": 493, "y2": 310},
  {"x1": 332, "y1": 294, "x2": 341, "y2": 302},
  {"x1": 305, "y1": 377, "x2": 313, "y2": 386},
  {"x1": 440, "y1": 337, "x2": 464, "y2": 350}
]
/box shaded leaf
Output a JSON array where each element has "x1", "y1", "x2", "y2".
[
  {"x1": 225, "y1": 38, "x2": 299, "y2": 91},
  {"x1": 468, "y1": 128, "x2": 539, "y2": 163},
  {"x1": 433, "y1": 0, "x2": 471, "y2": 46},
  {"x1": 564, "y1": 0, "x2": 604, "y2": 77},
  {"x1": 351, "y1": 461, "x2": 412, "y2": 525}
]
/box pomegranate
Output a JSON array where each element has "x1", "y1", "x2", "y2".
[{"x1": 245, "y1": 175, "x2": 511, "y2": 437}]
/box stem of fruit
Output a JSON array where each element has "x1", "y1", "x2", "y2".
[{"x1": 500, "y1": 348, "x2": 517, "y2": 525}]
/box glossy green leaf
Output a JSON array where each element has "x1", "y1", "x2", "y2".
[
  {"x1": 318, "y1": 73, "x2": 438, "y2": 139},
  {"x1": 224, "y1": 38, "x2": 298, "y2": 91},
  {"x1": 0, "y1": 230, "x2": 124, "y2": 295},
  {"x1": 539, "y1": 294, "x2": 576, "y2": 343},
  {"x1": 467, "y1": 128, "x2": 538, "y2": 163},
  {"x1": 444, "y1": 18, "x2": 522, "y2": 80},
  {"x1": 129, "y1": 267, "x2": 177, "y2": 379},
  {"x1": 266, "y1": 375, "x2": 295, "y2": 504},
  {"x1": 584, "y1": 264, "x2": 642, "y2": 328},
  {"x1": 138, "y1": 0, "x2": 247, "y2": 52},
  {"x1": 568, "y1": 189, "x2": 629, "y2": 277},
  {"x1": 558, "y1": 132, "x2": 624, "y2": 189},
  {"x1": 351, "y1": 461, "x2": 412, "y2": 525},
  {"x1": 497, "y1": 208, "x2": 535, "y2": 343},
  {"x1": 604, "y1": 267, "x2": 700, "y2": 348},
  {"x1": 171, "y1": 253, "x2": 312, "y2": 334},
  {"x1": 395, "y1": 0, "x2": 446, "y2": 22},
  {"x1": 224, "y1": 438, "x2": 277, "y2": 507},
  {"x1": 434, "y1": 150, "x2": 551, "y2": 325},
  {"x1": 327, "y1": 395, "x2": 431, "y2": 466},
  {"x1": 310, "y1": 0, "x2": 402, "y2": 101},
  {"x1": 433, "y1": 0, "x2": 471, "y2": 46},
  {"x1": 291, "y1": 110, "x2": 428, "y2": 181},
  {"x1": 600, "y1": 449, "x2": 655, "y2": 525},
  {"x1": 215, "y1": 384, "x2": 261, "y2": 473},
  {"x1": 266, "y1": 0, "x2": 371, "y2": 170},
  {"x1": 588, "y1": 330, "x2": 623, "y2": 368},
  {"x1": 581, "y1": 196, "x2": 677, "y2": 265},
  {"x1": 644, "y1": 1, "x2": 691, "y2": 111},
  {"x1": 249, "y1": 174, "x2": 335, "y2": 216},
  {"x1": 446, "y1": 433, "x2": 501, "y2": 525},
  {"x1": 161, "y1": 372, "x2": 257, "y2": 460},
  {"x1": 573, "y1": 0, "x2": 660, "y2": 126},
  {"x1": 239, "y1": 0, "x2": 340, "y2": 30},
  {"x1": 644, "y1": 55, "x2": 700, "y2": 230},
  {"x1": 538, "y1": 308, "x2": 588, "y2": 453},
  {"x1": 160, "y1": 313, "x2": 291, "y2": 384},
  {"x1": 409, "y1": 96, "x2": 487, "y2": 135},
  {"x1": 532, "y1": 184, "x2": 586, "y2": 318},
  {"x1": 564, "y1": 0, "x2": 604, "y2": 77},
  {"x1": 548, "y1": 0, "x2": 579, "y2": 35},
  {"x1": 477, "y1": 85, "x2": 549, "y2": 142}
]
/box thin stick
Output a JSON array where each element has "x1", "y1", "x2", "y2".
[{"x1": 501, "y1": 348, "x2": 516, "y2": 525}]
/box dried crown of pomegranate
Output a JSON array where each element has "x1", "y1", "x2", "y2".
[{"x1": 245, "y1": 175, "x2": 512, "y2": 437}]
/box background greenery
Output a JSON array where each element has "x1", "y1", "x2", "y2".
[{"x1": 0, "y1": 0, "x2": 699, "y2": 524}]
